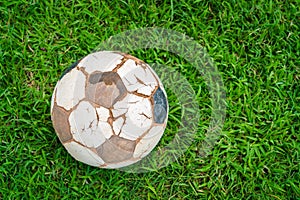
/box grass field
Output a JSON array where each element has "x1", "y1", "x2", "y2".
[{"x1": 1, "y1": 0, "x2": 299, "y2": 199}]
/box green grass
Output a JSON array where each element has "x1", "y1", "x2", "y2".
[{"x1": 0, "y1": 0, "x2": 299, "y2": 199}]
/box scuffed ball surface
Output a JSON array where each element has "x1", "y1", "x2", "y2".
[{"x1": 51, "y1": 51, "x2": 168, "y2": 169}]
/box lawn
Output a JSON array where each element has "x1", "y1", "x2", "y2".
[{"x1": 0, "y1": 0, "x2": 299, "y2": 199}]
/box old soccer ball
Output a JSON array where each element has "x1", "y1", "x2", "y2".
[{"x1": 51, "y1": 51, "x2": 168, "y2": 169}]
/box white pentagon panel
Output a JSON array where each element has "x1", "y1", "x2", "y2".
[
  {"x1": 135, "y1": 65, "x2": 159, "y2": 95},
  {"x1": 69, "y1": 101, "x2": 106, "y2": 148},
  {"x1": 64, "y1": 141, "x2": 105, "y2": 167},
  {"x1": 117, "y1": 60, "x2": 158, "y2": 95},
  {"x1": 78, "y1": 51, "x2": 123, "y2": 74},
  {"x1": 55, "y1": 69, "x2": 86, "y2": 110},
  {"x1": 119, "y1": 95, "x2": 152, "y2": 140}
]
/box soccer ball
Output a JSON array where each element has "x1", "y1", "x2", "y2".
[{"x1": 51, "y1": 51, "x2": 168, "y2": 169}]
